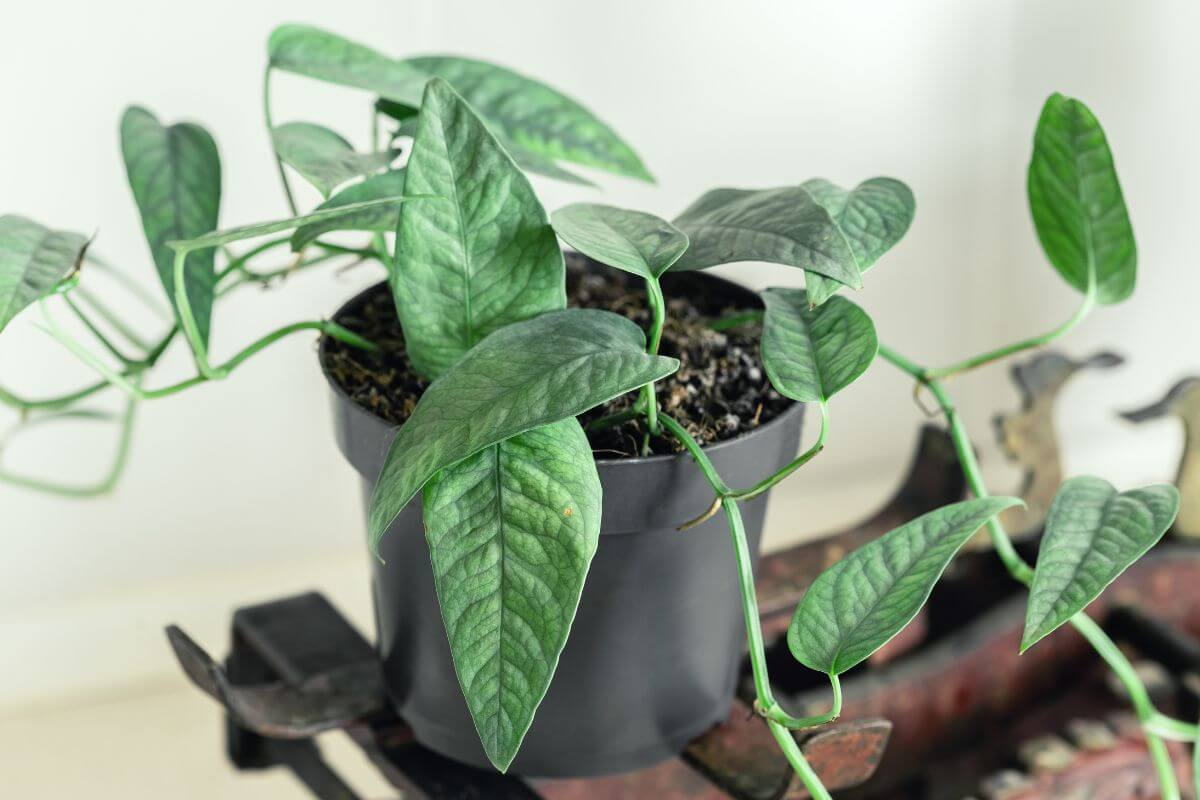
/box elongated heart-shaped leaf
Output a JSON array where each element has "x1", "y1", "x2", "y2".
[
  {"x1": 670, "y1": 186, "x2": 861, "y2": 289},
  {"x1": 0, "y1": 215, "x2": 89, "y2": 332},
  {"x1": 268, "y1": 24, "x2": 428, "y2": 102},
  {"x1": 789, "y1": 496, "x2": 1022, "y2": 674},
  {"x1": 1028, "y1": 94, "x2": 1136, "y2": 304},
  {"x1": 801, "y1": 178, "x2": 915, "y2": 305},
  {"x1": 268, "y1": 25, "x2": 650, "y2": 182},
  {"x1": 1022, "y1": 477, "x2": 1178, "y2": 652},
  {"x1": 272, "y1": 121, "x2": 398, "y2": 198},
  {"x1": 367, "y1": 308, "x2": 678, "y2": 554},
  {"x1": 168, "y1": 197, "x2": 416, "y2": 252},
  {"x1": 290, "y1": 169, "x2": 406, "y2": 251},
  {"x1": 120, "y1": 106, "x2": 221, "y2": 345},
  {"x1": 551, "y1": 203, "x2": 688, "y2": 280},
  {"x1": 408, "y1": 56, "x2": 649, "y2": 183},
  {"x1": 760, "y1": 288, "x2": 877, "y2": 403},
  {"x1": 424, "y1": 417, "x2": 601, "y2": 772},
  {"x1": 394, "y1": 79, "x2": 565, "y2": 378}
]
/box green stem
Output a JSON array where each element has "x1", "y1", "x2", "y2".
[
  {"x1": 639, "y1": 277, "x2": 666, "y2": 438},
  {"x1": 768, "y1": 718, "x2": 833, "y2": 800},
  {"x1": 708, "y1": 309, "x2": 764, "y2": 332},
  {"x1": 659, "y1": 414, "x2": 731, "y2": 494},
  {"x1": 1147, "y1": 714, "x2": 1200, "y2": 741},
  {"x1": 924, "y1": 274, "x2": 1098, "y2": 380},
  {"x1": 75, "y1": 286, "x2": 154, "y2": 350},
  {"x1": 729, "y1": 401, "x2": 828, "y2": 502},
  {"x1": 263, "y1": 67, "x2": 299, "y2": 216},
  {"x1": 584, "y1": 407, "x2": 641, "y2": 434},
  {"x1": 214, "y1": 235, "x2": 292, "y2": 283},
  {"x1": 0, "y1": 390, "x2": 138, "y2": 497},
  {"x1": 64, "y1": 295, "x2": 138, "y2": 364},
  {"x1": 171, "y1": 249, "x2": 222, "y2": 379},
  {"x1": 877, "y1": 342, "x2": 1180, "y2": 798},
  {"x1": 41, "y1": 299, "x2": 372, "y2": 402},
  {"x1": 766, "y1": 674, "x2": 842, "y2": 729},
  {"x1": 659, "y1": 412, "x2": 833, "y2": 798}
]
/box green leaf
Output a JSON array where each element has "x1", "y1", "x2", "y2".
[
  {"x1": 1027, "y1": 93, "x2": 1136, "y2": 304},
  {"x1": 290, "y1": 169, "x2": 406, "y2": 251},
  {"x1": 272, "y1": 121, "x2": 398, "y2": 198},
  {"x1": 551, "y1": 203, "x2": 688, "y2": 281},
  {"x1": 120, "y1": 105, "x2": 221, "y2": 345},
  {"x1": 789, "y1": 496, "x2": 1023, "y2": 675},
  {"x1": 394, "y1": 78, "x2": 565, "y2": 378},
  {"x1": 801, "y1": 178, "x2": 915, "y2": 305},
  {"x1": 268, "y1": 24, "x2": 428, "y2": 103},
  {"x1": 267, "y1": 24, "x2": 649, "y2": 182},
  {"x1": 169, "y1": 197, "x2": 414, "y2": 252},
  {"x1": 367, "y1": 308, "x2": 679, "y2": 554},
  {"x1": 424, "y1": 417, "x2": 600, "y2": 772},
  {"x1": 408, "y1": 56, "x2": 650, "y2": 182},
  {"x1": 0, "y1": 215, "x2": 89, "y2": 332},
  {"x1": 760, "y1": 288, "x2": 877, "y2": 403},
  {"x1": 670, "y1": 186, "x2": 862, "y2": 289},
  {"x1": 1022, "y1": 477, "x2": 1179, "y2": 652}
]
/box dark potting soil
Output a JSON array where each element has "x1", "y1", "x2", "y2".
[{"x1": 321, "y1": 253, "x2": 792, "y2": 458}]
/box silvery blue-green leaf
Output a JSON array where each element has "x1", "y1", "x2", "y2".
[
  {"x1": 760, "y1": 288, "x2": 877, "y2": 403},
  {"x1": 551, "y1": 203, "x2": 688, "y2": 280},
  {"x1": 290, "y1": 169, "x2": 406, "y2": 251},
  {"x1": 268, "y1": 24, "x2": 428, "y2": 103},
  {"x1": 424, "y1": 417, "x2": 600, "y2": 772},
  {"x1": 394, "y1": 78, "x2": 565, "y2": 378},
  {"x1": 0, "y1": 215, "x2": 89, "y2": 332},
  {"x1": 670, "y1": 186, "x2": 861, "y2": 289},
  {"x1": 1028, "y1": 93, "x2": 1136, "y2": 305},
  {"x1": 267, "y1": 25, "x2": 649, "y2": 182},
  {"x1": 1022, "y1": 477, "x2": 1179, "y2": 652},
  {"x1": 801, "y1": 178, "x2": 915, "y2": 305},
  {"x1": 408, "y1": 56, "x2": 648, "y2": 182},
  {"x1": 789, "y1": 496, "x2": 1022, "y2": 675},
  {"x1": 120, "y1": 106, "x2": 221, "y2": 345},
  {"x1": 367, "y1": 308, "x2": 678, "y2": 554},
  {"x1": 272, "y1": 121, "x2": 398, "y2": 198},
  {"x1": 169, "y1": 197, "x2": 415, "y2": 252}
]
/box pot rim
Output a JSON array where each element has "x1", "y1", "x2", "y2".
[{"x1": 317, "y1": 264, "x2": 804, "y2": 468}]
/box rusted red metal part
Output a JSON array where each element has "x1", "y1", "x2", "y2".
[
  {"x1": 981, "y1": 714, "x2": 1193, "y2": 800},
  {"x1": 780, "y1": 549, "x2": 1200, "y2": 793},
  {"x1": 784, "y1": 720, "x2": 892, "y2": 799}
]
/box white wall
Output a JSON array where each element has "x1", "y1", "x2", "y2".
[{"x1": 2, "y1": 0, "x2": 1198, "y2": 710}]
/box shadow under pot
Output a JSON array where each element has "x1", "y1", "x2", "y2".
[{"x1": 320, "y1": 267, "x2": 804, "y2": 778}]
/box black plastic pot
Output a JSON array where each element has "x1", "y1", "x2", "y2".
[{"x1": 321, "y1": 267, "x2": 804, "y2": 778}]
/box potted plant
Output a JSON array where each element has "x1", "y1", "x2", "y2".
[{"x1": 1, "y1": 22, "x2": 1195, "y2": 797}]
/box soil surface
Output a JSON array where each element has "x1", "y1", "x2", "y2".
[{"x1": 321, "y1": 253, "x2": 792, "y2": 458}]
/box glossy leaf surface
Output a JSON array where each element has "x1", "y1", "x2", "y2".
[
  {"x1": 789, "y1": 496, "x2": 1022, "y2": 674},
  {"x1": 272, "y1": 121, "x2": 398, "y2": 198},
  {"x1": 268, "y1": 25, "x2": 649, "y2": 182},
  {"x1": 169, "y1": 197, "x2": 414, "y2": 252},
  {"x1": 0, "y1": 215, "x2": 88, "y2": 332},
  {"x1": 670, "y1": 186, "x2": 861, "y2": 289},
  {"x1": 120, "y1": 106, "x2": 221, "y2": 344},
  {"x1": 367, "y1": 308, "x2": 678, "y2": 553},
  {"x1": 424, "y1": 417, "x2": 600, "y2": 771},
  {"x1": 801, "y1": 177, "x2": 915, "y2": 305},
  {"x1": 760, "y1": 288, "x2": 877, "y2": 403},
  {"x1": 290, "y1": 169, "x2": 406, "y2": 250},
  {"x1": 1022, "y1": 477, "x2": 1178, "y2": 651},
  {"x1": 1027, "y1": 93, "x2": 1136, "y2": 304},
  {"x1": 394, "y1": 79, "x2": 565, "y2": 378},
  {"x1": 551, "y1": 203, "x2": 688, "y2": 280}
]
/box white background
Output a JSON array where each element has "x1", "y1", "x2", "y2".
[{"x1": 2, "y1": 0, "x2": 1198, "y2": 730}]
